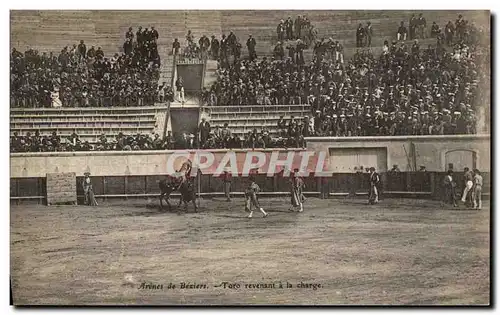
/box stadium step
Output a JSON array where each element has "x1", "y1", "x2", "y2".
[
  {"x1": 10, "y1": 106, "x2": 169, "y2": 144},
  {"x1": 203, "y1": 104, "x2": 311, "y2": 138}
]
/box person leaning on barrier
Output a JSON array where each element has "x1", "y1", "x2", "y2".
[
  {"x1": 389, "y1": 164, "x2": 401, "y2": 173},
  {"x1": 320, "y1": 173, "x2": 330, "y2": 199},
  {"x1": 82, "y1": 172, "x2": 98, "y2": 206}
]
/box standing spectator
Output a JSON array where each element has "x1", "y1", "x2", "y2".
[
  {"x1": 123, "y1": 38, "x2": 133, "y2": 55},
  {"x1": 151, "y1": 26, "x2": 159, "y2": 41},
  {"x1": 165, "y1": 131, "x2": 175, "y2": 149},
  {"x1": 126, "y1": 27, "x2": 134, "y2": 41},
  {"x1": 77, "y1": 40, "x2": 86, "y2": 61},
  {"x1": 443, "y1": 170, "x2": 458, "y2": 207},
  {"x1": 368, "y1": 167, "x2": 380, "y2": 204},
  {"x1": 50, "y1": 87, "x2": 62, "y2": 108},
  {"x1": 172, "y1": 38, "x2": 180, "y2": 56},
  {"x1": 472, "y1": 169, "x2": 483, "y2": 210},
  {"x1": 273, "y1": 42, "x2": 285, "y2": 60},
  {"x1": 186, "y1": 30, "x2": 194, "y2": 44},
  {"x1": 287, "y1": 41, "x2": 296, "y2": 63},
  {"x1": 210, "y1": 35, "x2": 219, "y2": 60},
  {"x1": 198, "y1": 117, "x2": 211, "y2": 147},
  {"x1": 320, "y1": 173, "x2": 330, "y2": 199},
  {"x1": 277, "y1": 115, "x2": 287, "y2": 137},
  {"x1": 277, "y1": 20, "x2": 285, "y2": 42},
  {"x1": 461, "y1": 167, "x2": 474, "y2": 206},
  {"x1": 445, "y1": 21, "x2": 455, "y2": 46},
  {"x1": 96, "y1": 47, "x2": 104, "y2": 59},
  {"x1": 175, "y1": 75, "x2": 185, "y2": 104},
  {"x1": 87, "y1": 45, "x2": 96, "y2": 58},
  {"x1": 417, "y1": 13, "x2": 427, "y2": 39},
  {"x1": 136, "y1": 26, "x2": 143, "y2": 46},
  {"x1": 456, "y1": 14, "x2": 465, "y2": 41},
  {"x1": 356, "y1": 24, "x2": 365, "y2": 48},
  {"x1": 82, "y1": 172, "x2": 98, "y2": 206},
  {"x1": 221, "y1": 169, "x2": 232, "y2": 202},
  {"x1": 411, "y1": 39, "x2": 420, "y2": 55},
  {"x1": 409, "y1": 14, "x2": 417, "y2": 40},
  {"x1": 365, "y1": 22, "x2": 373, "y2": 47},
  {"x1": 285, "y1": 17, "x2": 294, "y2": 40},
  {"x1": 295, "y1": 15, "x2": 302, "y2": 40},
  {"x1": 246, "y1": 34, "x2": 257, "y2": 61},
  {"x1": 199, "y1": 35, "x2": 210, "y2": 59},
  {"x1": 431, "y1": 22, "x2": 440, "y2": 37},
  {"x1": 220, "y1": 122, "x2": 232, "y2": 148},
  {"x1": 289, "y1": 168, "x2": 305, "y2": 212},
  {"x1": 397, "y1": 21, "x2": 408, "y2": 41}
]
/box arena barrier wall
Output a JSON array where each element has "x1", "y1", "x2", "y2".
[
  {"x1": 10, "y1": 135, "x2": 490, "y2": 203},
  {"x1": 10, "y1": 171, "x2": 490, "y2": 205}
]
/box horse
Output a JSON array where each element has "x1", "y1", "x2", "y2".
[{"x1": 159, "y1": 177, "x2": 198, "y2": 212}]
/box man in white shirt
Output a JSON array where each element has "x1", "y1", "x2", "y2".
[
  {"x1": 461, "y1": 167, "x2": 474, "y2": 205},
  {"x1": 472, "y1": 169, "x2": 483, "y2": 210}
]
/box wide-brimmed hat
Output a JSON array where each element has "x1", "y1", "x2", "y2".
[{"x1": 84, "y1": 172, "x2": 91, "y2": 176}]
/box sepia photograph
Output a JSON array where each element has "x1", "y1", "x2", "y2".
[{"x1": 9, "y1": 8, "x2": 491, "y2": 306}]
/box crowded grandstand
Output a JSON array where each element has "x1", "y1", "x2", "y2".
[{"x1": 10, "y1": 11, "x2": 489, "y2": 152}]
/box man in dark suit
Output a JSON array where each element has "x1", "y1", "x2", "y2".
[
  {"x1": 368, "y1": 167, "x2": 380, "y2": 204},
  {"x1": 444, "y1": 169, "x2": 458, "y2": 207},
  {"x1": 198, "y1": 117, "x2": 211, "y2": 147},
  {"x1": 151, "y1": 26, "x2": 159, "y2": 41},
  {"x1": 221, "y1": 169, "x2": 233, "y2": 202},
  {"x1": 136, "y1": 26, "x2": 143, "y2": 46},
  {"x1": 365, "y1": 22, "x2": 373, "y2": 47},
  {"x1": 175, "y1": 76, "x2": 185, "y2": 104},
  {"x1": 210, "y1": 35, "x2": 219, "y2": 60},
  {"x1": 273, "y1": 42, "x2": 285, "y2": 60},
  {"x1": 78, "y1": 40, "x2": 86, "y2": 61},
  {"x1": 356, "y1": 24, "x2": 365, "y2": 48},
  {"x1": 126, "y1": 27, "x2": 134, "y2": 40},
  {"x1": 285, "y1": 17, "x2": 294, "y2": 40},
  {"x1": 87, "y1": 46, "x2": 96, "y2": 58},
  {"x1": 295, "y1": 15, "x2": 302, "y2": 40},
  {"x1": 172, "y1": 38, "x2": 180, "y2": 56},
  {"x1": 123, "y1": 39, "x2": 133, "y2": 55},
  {"x1": 246, "y1": 34, "x2": 257, "y2": 61}
]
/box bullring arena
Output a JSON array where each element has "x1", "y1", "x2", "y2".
[{"x1": 10, "y1": 10, "x2": 490, "y2": 305}]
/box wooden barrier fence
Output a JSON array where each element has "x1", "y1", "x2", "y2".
[{"x1": 10, "y1": 172, "x2": 490, "y2": 205}]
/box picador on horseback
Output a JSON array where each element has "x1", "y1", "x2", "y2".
[{"x1": 159, "y1": 159, "x2": 198, "y2": 212}]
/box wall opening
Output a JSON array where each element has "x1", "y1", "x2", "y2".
[{"x1": 328, "y1": 147, "x2": 388, "y2": 173}]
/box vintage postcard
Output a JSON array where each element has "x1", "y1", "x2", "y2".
[{"x1": 9, "y1": 9, "x2": 490, "y2": 306}]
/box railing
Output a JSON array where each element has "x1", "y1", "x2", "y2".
[
  {"x1": 10, "y1": 96, "x2": 164, "y2": 108},
  {"x1": 10, "y1": 105, "x2": 168, "y2": 113},
  {"x1": 176, "y1": 57, "x2": 205, "y2": 65},
  {"x1": 204, "y1": 104, "x2": 310, "y2": 113}
]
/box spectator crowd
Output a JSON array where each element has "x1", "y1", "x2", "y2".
[
  {"x1": 202, "y1": 13, "x2": 488, "y2": 137},
  {"x1": 196, "y1": 118, "x2": 305, "y2": 150},
  {"x1": 10, "y1": 25, "x2": 174, "y2": 108},
  {"x1": 11, "y1": 13, "x2": 488, "y2": 152},
  {"x1": 10, "y1": 131, "x2": 174, "y2": 152}
]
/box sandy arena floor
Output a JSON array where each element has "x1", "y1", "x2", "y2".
[{"x1": 10, "y1": 197, "x2": 490, "y2": 305}]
